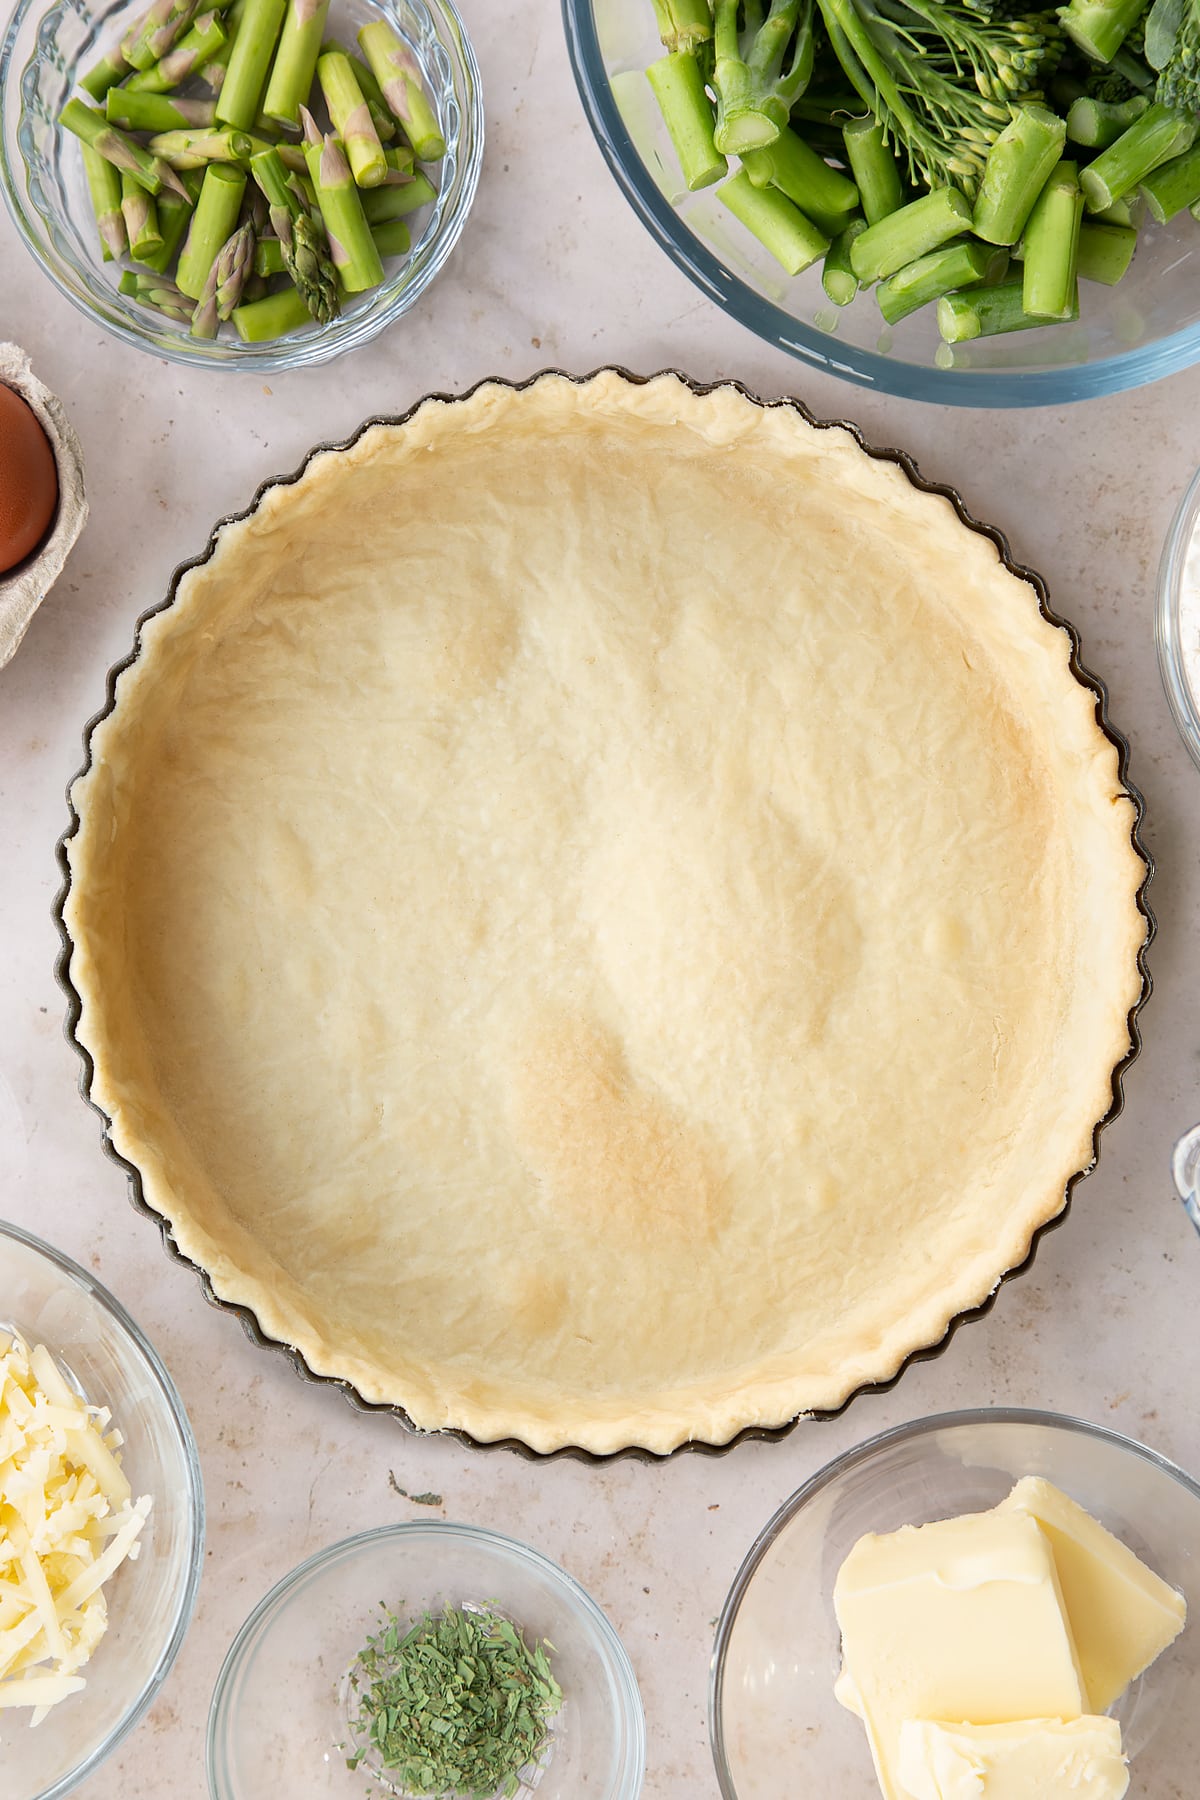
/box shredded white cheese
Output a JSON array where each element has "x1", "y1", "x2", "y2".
[{"x1": 0, "y1": 1329, "x2": 152, "y2": 1725}]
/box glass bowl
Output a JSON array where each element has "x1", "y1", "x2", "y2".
[
  {"x1": 711, "y1": 1408, "x2": 1200, "y2": 1798},
  {"x1": 562, "y1": 0, "x2": 1200, "y2": 406},
  {"x1": 0, "y1": 1218, "x2": 205, "y2": 1800},
  {"x1": 0, "y1": 0, "x2": 483, "y2": 370},
  {"x1": 1156, "y1": 461, "x2": 1200, "y2": 773},
  {"x1": 207, "y1": 1520, "x2": 646, "y2": 1799}
]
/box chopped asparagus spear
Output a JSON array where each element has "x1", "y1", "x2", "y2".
[
  {"x1": 360, "y1": 171, "x2": 436, "y2": 222},
  {"x1": 651, "y1": 0, "x2": 713, "y2": 52},
  {"x1": 317, "y1": 50, "x2": 386, "y2": 187},
  {"x1": 253, "y1": 234, "x2": 287, "y2": 275},
  {"x1": 647, "y1": 50, "x2": 727, "y2": 191},
  {"x1": 136, "y1": 177, "x2": 197, "y2": 271},
  {"x1": 176, "y1": 160, "x2": 246, "y2": 296},
  {"x1": 250, "y1": 145, "x2": 340, "y2": 319},
  {"x1": 232, "y1": 282, "x2": 315, "y2": 339},
  {"x1": 82, "y1": 143, "x2": 127, "y2": 259},
  {"x1": 358, "y1": 20, "x2": 444, "y2": 160},
  {"x1": 215, "y1": 0, "x2": 287, "y2": 129},
  {"x1": 850, "y1": 187, "x2": 973, "y2": 282},
  {"x1": 125, "y1": 9, "x2": 226, "y2": 90},
  {"x1": 261, "y1": 0, "x2": 331, "y2": 126},
  {"x1": 106, "y1": 88, "x2": 217, "y2": 132},
  {"x1": 370, "y1": 216, "x2": 411, "y2": 257},
  {"x1": 81, "y1": 50, "x2": 131, "y2": 100},
  {"x1": 148, "y1": 126, "x2": 261, "y2": 166},
  {"x1": 304, "y1": 132, "x2": 383, "y2": 291},
  {"x1": 120, "y1": 168, "x2": 165, "y2": 259},
  {"x1": 59, "y1": 97, "x2": 191, "y2": 198},
  {"x1": 191, "y1": 218, "x2": 255, "y2": 335},
  {"x1": 718, "y1": 166, "x2": 830, "y2": 273},
  {"x1": 123, "y1": 0, "x2": 201, "y2": 71}
]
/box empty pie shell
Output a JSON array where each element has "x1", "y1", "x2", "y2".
[{"x1": 58, "y1": 370, "x2": 1151, "y2": 1457}]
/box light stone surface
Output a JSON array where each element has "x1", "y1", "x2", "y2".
[{"x1": 3, "y1": 3, "x2": 1200, "y2": 1796}]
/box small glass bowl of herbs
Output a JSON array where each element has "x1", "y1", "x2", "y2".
[{"x1": 206, "y1": 1521, "x2": 646, "y2": 1800}]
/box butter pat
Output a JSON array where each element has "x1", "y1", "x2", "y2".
[
  {"x1": 896, "y1": 1718, "x2": 1129, "y2": 1800},
  {"x1": 833, "y1": 1511, "x2": 1088, "y2": 1800},
  {"x1": 999, "y1": 1477, "x2": 1186, "y2": 1711}
]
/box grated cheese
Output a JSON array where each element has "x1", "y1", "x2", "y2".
[{"x1": 0, "y1": 1329, "x2": 152, "y2": 1725}]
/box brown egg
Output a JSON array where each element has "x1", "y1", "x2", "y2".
[{"x1": 0, "y1": 383, "x2": 59, "y2": 575}]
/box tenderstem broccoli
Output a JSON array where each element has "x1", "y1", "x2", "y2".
[{"x1": 711, "y1": 0, "x2": 816, "y2": 151}]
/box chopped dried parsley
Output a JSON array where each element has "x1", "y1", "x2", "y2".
[{"x1": 345, "y1": 1600, "x2": 562, "y2": 1797}]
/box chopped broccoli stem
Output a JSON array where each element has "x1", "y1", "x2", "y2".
[
  {"x1": 1066, "y1": 94, "x2": 1150, "y2": 148},
  {"x1": 651, "y1": 0, "x2": 714, "y2": 53},
  {"x1": 876, "y1": 237, "x2": 1006, "y2": 321},
  {"x1": 821, "y1": 215, "x2": 868, "y2": 301},
  {"x1": 712, "y1": 0, "x2": 813, "y2": 153},
  {"x1": 850, "y1": 185, "x2": 973, "y2": 281},
  {"x1": 937, "y1": 275, "x2": 1077, "y2": 340},
  {"x1": 1022, "y1": 157, "x2": 1083, "y2": 317},
  {"x1": 717, "y1": 167, "x2": 831, "y2": 271},
  {"x1": 1139, "y1": 140, "x2": 1200, "y2": 217},
  {"x1": 1059, "y1": 0, "x2": 1147, "y2": 63},
  {"x1": 973, "y1": 104, "x2": 1066, "y2": 245},
  {"x1": 1076, "y1": 218, "x2": 1139, "y2": 279},
  {"x1": 1079, "y1": 101, "x2": 1198, "y2": 210},
  {"x1": 647, "y1": 50, "x2": 727, "y2": 189},
  {"x1": 842, "y1": 116, "x2": 904, "y2": 223},
  {"x1": 742, "y1": 124, "x2": 858, "y2": 221}
]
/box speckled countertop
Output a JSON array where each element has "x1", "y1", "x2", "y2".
[{"x1": 4, "y1": 5, "x2": 1200, "y2": 1796}]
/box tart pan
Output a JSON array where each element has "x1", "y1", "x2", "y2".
[{"x1": 54, "y1": 368, "x2": 1154, "y2": 1462}]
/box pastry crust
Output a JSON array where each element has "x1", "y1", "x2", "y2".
[{"x1": 62, "y1": 371, "x2": 1148, "y2": 1455}]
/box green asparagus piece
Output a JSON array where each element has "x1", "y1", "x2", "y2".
[
  {"x1": 232, "y1": 282, "x2": 315, "y2": 339},
  {"x1": 215, "y1": 0, "x2": 287, "y2": 129},
  {"x1": 176, "y1": 161, "x2": 246, "y2": 295},
  {"x1": 261, "y1": 0, "x2": 331, "y2": 126},
  {"x1": 382, "y1": 145, "x2": 415, "y2": 176},
  {"x1": 82, "y1": 143, "x2": 127, "y2": 259},
  {"x1": 647, "y1": 50, "x2": 727, "y2": 191},
  {"x1": 334, "y1": 43, "x2": 399, "y2": 140},
  {"x1": 717, "y1": 167, "x2": 830, "y2": 273},
  {"x1": 742, "y1": 123, "x2": 858, "y2": 230},
  {"x1": 1140, "y1": 141, "x2": 1200, "y2": 219},
  {"x1": 59, "y1": 97, "x2": 190, "y2": 198},
  {"x1": 821, "y1": 216, "x2": 867, "y2": 303},
  {"x1": 135, "y1": 177, "x2": 198, "y2": 271},
  {"x1": 120, "y1": 169, "x2": 165, "y2": 259},
  {"x1": 148, "y1": 127, "x2": 260, "y2": 166},
  {"x1": 358, "y1": 20, "x2": 444, "y2": 161},
  {"x1": 250, "y1": 145, "x2": 340, "y2": 319},
  {"x1": 120, "y1": 269, "x2": 195, "y2": 319},
  {"x1": 360, "y1": 171, "x2": 436, "y2": 222},
  {"x1": 876, "y1": 238, "x2": 1005, "y2": 323},
  {"x1": 1022, "y1": 158, "x2": 1083, "y2": 318},
  {"x1": 1079, "y1": 103, "x2": 1198, "y2": 212},
  {"x1": 81, "y1": 51, "x2": 131, "y2": 99},
  {"x1": 253, "y1": 235, "x2": 287, "y2": 275},
  {"x1": 106, "y1": 88, "x2": 217, "y2": 132},
  {"x1": 850, "y1": 186, "x2": 973, "y2": 282},
  {"x1": 1076, "y1": 220, "x2": 1138, "y2": 282},
  {"x1": 304, "y1": 133, "x2": 383, "y2": 291},
  {"x1": 125, "y1": 10, "x2": 226, "y2": 90},
  {"x1": 123, "y1": 0, "x2": 201, "y2": 71},
  {"x1": 191, "y1": 218, "x2": 255, "y2": 335},
  {"x1": 370, "y1": 216, "x2": 411, "y2": 257},
  {"x1": 842, "y1": 116, "x2": 904, "y2": 225},
  {"x1": 937, "y1": 277, "x2": 1077, "y2": 341},
  {"x1": 1066, "y1": 94, "x2": 1149, "y2": 150},
  {"x1": 972, "y1": 105, "x2": 1066, "y2": 246},
  {"x1": 317, "y1": 50, "x2": 386, "y2": 187}
]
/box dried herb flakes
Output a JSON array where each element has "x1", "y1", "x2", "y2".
[{"x1": 346, "y1": 1600, "x2": 562, "y2": 1798}]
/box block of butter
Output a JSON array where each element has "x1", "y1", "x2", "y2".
[
  {"x1": 896, "y1": 1717, "x2": 1129, "y2": 1800},
  {"x1": 999, "y1": 1477, "x2": 1186, "y2": 1711},
  {"x1": 833, "y1": 1510, "x2": 1089, "y2": 1800}
]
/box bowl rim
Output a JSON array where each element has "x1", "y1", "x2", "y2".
[
  {"x1": 52, "y1": 365, "x2": 1155, "y2": 1463},
  {"x1": 0, "y1": 0, "x2": 484, "y2": 372},
  {"x1": 708, "y1": 1405, "x2": 1200, "y2": 1799},
  {"x1": 205, "y1": 1517, "x2": 647, "y2": 1800},
  {"x1": 1155, "y1": 460, "x2": 1200, "y2": 774},
  {"x1": 560, "y1": 0, "x2": 1200, "y2": 407},
  {"x1": 0, "y1": 1215, "x2": 206, "y2": 1800}
]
